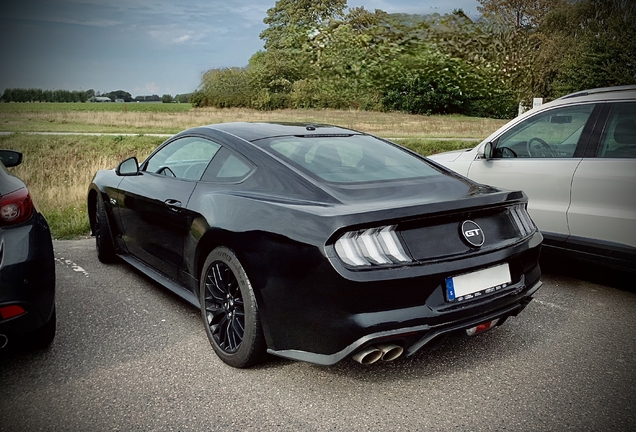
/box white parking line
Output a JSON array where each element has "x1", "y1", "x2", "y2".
[
  {"x1": 55, "y1": 256, "x2": 90, "y2": 277},
  {"x1": 534, "y1": 299, "x2": 568, "y2": 310}
]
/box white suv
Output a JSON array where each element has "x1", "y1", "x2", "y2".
[{"x1": 428, "y1": 85, "x2": 636, "y2": 272}]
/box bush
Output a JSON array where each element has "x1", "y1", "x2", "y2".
[
  {"x1": 289, "y1": 80, "x2": 320, "y2": 109},
  {"x1": 382, "y1": 72, "x2": 468, "y2": 115},
  {"x1": 200, "y1": 68, "x2": 255, "y2": 108},
  {"x1": 465, "y1": 89, "x2": 518, "y2": 119},
  {"x1": 379, "y1": 51, "x2": 478, "y2": 115},
  {"x1": 190, "y1": 90, "x2": 205, "y2": 108}
]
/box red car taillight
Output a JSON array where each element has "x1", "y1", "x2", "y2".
[
  {"x1": 0, "y1": 304, "x2": 26, "y2": 319},
  {"x1": 0, "y1": 188, "x2": 34, "y2": 225}
]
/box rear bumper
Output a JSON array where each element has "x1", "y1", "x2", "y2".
[
  {"x1": 268, "y1": 278, "x2": 542, "y2": 365},
  {"x1": 0, "y1": 212, "x2": 56, "y2": 337}
]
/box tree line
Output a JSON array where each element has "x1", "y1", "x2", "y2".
[
  {"x1": 0, "y1": 88, "x2": 193, "y2": 103},
  {"x1": 1, "y1": 88, "x2": 89, "y2": 103},
  {"x1": 194, "y1": 0, "x2": 635, "y2": 118}
]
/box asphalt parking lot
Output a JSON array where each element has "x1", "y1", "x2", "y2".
[{"x1": 1, "y1": 239, "x2": 635, "y2": 432}]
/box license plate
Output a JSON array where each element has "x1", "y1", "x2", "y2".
[{"x1": 445, "y1": 263, "x2": 511, "y2": 302}]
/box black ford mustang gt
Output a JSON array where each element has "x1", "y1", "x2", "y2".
[{"x1": 87, "y1": 122, "x2": 542, "y2": 368}]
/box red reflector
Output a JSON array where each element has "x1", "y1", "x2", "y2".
[
  {"x1": 0, "y1": 305, "x2": 27, "y2": 320},
  {"x1": 466, "y1": 318, "x2": 499, "y2": 336},
  {"x1": 0, "y1": 188, "x2": 34, "y2": 225}
]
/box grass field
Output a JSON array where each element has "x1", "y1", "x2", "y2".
[
  {"x1": 0, "y1": 103, "x2": 499, "y2": 239},
  {"x1": 0, "y1": 102, "x2": 507, "y2": 137},
  {"x1": 1, "y1": 134, "x2": 164, "y2": 238}
]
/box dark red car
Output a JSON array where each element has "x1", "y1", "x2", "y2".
[{"x1": 0, "y1": 150, "x2": 56, "y2": 351}]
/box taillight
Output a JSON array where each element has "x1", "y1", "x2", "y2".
[
  {"x1": 335, "y1": 225, "x2": 412, "y2": 267},
  {"x1": 0, "y1": 304, "x2": 26, "y2": 320},
  {"x1": 510, "y1": 204, "x2": 536, "y2": 237},
  {"x1": 0, "y1": 188, "x2": 34, "y2": 225}
]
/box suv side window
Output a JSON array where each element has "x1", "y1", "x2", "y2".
[
  {"x1": 495, "y1": 104, "x2": 596, "y2": 158},
  {"x1": 597, "y1": 102, "x2": 636, "y2": 158}
]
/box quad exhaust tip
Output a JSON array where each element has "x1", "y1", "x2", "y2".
[
  {"x1": 352, "y1": 344, "x2": 404, "y2": 365},
  {"x1": 377, "y1": 343, "x2": 404, "y2": 362}
]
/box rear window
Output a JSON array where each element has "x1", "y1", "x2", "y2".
[{"x1": 256, "y1": 135, "x2": 442, "y2": 183}]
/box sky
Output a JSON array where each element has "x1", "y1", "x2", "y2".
[{"x1": 0, "y1": 0, "x2": 481, "y2": 97}]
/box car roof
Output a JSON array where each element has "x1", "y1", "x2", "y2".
[
  {"x1": 200, "y1": 122, "x2": 364, "y2": 142},
  {"x1": 554, "y1": 85, "x2": 636, "y2": 102},
  {"x1": 505, "y1": 85, "x2": 636, "y2": 126}
]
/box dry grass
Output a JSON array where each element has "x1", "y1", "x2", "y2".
[
  {"x1": 1, "y1": 134, "x2": 163, "y2": 238},
  {"x1": 0, "y1": 105, "x2": 507, "y2": 138}
]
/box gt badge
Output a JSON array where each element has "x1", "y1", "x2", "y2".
[{"x1": 461, "y1": 220, "x2": 485, "y2": 247}]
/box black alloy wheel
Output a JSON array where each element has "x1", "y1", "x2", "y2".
[
  {"x1": 199, "y1": 247, "x2": 266, "y2": 368},
  {"x1": 95, "y1": 198, "x2": 117, "y2": 263},
  {"x1": 205, "y1": 260, "x2": 244, "y2": 352}
]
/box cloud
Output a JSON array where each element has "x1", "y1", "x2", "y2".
[
  {"x1": 224, "y1": 3, "x2": 270, "y2": 28},
  {"x1": 148, "y1": 26, "x2": 218, "y2": 46},
  {"x1": 135, "y1": 82, "x2": 160, "y2": 94},
  {"x1": 173, "y1": 34, "x2": 192, "y2": 44}
]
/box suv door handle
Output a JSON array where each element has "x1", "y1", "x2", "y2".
[{"x1": 164, "y1": 199, "x2": 182, "y2": 212}]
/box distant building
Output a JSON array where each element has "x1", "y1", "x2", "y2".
[
  {"x1": 91, "y1": 96, "x2": 112, "y2": 102},
  {"x1": 115, "y1": 98, "x2": 124, "y2": 103}
]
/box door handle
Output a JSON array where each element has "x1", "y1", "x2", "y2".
[{"x1": 164, "y1": 199, "x2": 182, "y2": 212}]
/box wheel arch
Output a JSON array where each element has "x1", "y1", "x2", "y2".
[
  {"x1": 194, "y1": 228, "x2": 250, "y2": 286},
  {"x1": 192, "y1": 226, "x2": 299, "y2": 351},
  {"x1": 87, "y1": 185, "x2": 120, "y2": 259},
  {"x1": 87, "y1": 187, "x2": 99, "y2": 234},
  {"x1": 87, "y1": 186, "x2": 113, "y2": 235}
]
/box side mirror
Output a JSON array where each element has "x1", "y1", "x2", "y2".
[
  {"x1": 0, "y1": 150, "x2": 23, "y2": 167},
  {"x1": 116, "y1": 157, "x2": 139, "y2": 176},
  {"x1": 480, "y1": 142, "x2": 494, "y2": 160}
]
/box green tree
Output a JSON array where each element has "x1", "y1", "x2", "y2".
[
  {"x1": 292, "y1": 8, "x2": 396, "y2": 109},
  {"x1": 546, "y1": 0, "x2": 636, "y2": 95},
  {"x1": 1, "y1": 88, "x2": 12, "y2": 102},
  {"x1": 104, "y1": 90, "x2": 133, "y2": 102},
  {"x1": 477, "y1": 0, "x2": 563, "y2": 29},
  {"x1": 260, "y1": 0, "x2": 347, "y2": 49},
  {"x1": 198, "y1": 0, "x2": 635, "y2": 116},
  {"x1": 190, "y1": 90, "x2": 205, "y2": 107},
  {"x1": 161, "y1": 94, "x2": 173, "y2": 103},
  {"x1": 174, "y1": 93, "x2": 191, "y2": 103}
]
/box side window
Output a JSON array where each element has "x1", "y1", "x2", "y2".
[
  {"x1": 217, "y1": 154, "x2": 251, "y2": 178},
  {"x1": 144, "y1": 137, "x2": 221, "y2": 180},
  {"x1": 495, "y1": 104, "x2": 596, "y2": 158},
  {"x1": 202, "y1": 148, "x2": 253, "y2": 182},
  {"x1": 597, "y1": 102, "x2": 636, "y2": 158}
]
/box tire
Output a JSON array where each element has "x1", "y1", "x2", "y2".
[
  {"x1": 95, "y1": 197, "x2": 117, "y2": 263},
  {"x1": 199, "y1": 247, "x2": 267, "y2": 368},
  {"x1": 27, "y1": 306, "x2": 56, "y2": 350}
]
